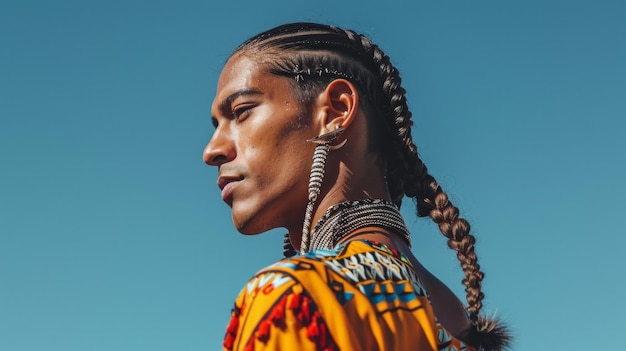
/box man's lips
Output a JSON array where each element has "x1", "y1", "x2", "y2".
[{"x1": 217, "y1": 176, "x2": 243, "y2": 203}]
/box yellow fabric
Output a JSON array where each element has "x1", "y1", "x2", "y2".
[{"x1": 223, "y1": 240, "x2": 475, "y2": 351}]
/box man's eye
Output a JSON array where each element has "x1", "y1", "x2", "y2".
[{"x1": 232, "y1": 105, "x2": 254, "y2": 120}]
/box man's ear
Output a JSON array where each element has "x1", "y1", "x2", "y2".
[{"x1": 313, "y1": 79, "x2": 359, "y2": 133}]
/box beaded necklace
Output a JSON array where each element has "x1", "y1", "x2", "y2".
[{"x1": 307, "y1": 198, "x2": 412, "y2": 252}]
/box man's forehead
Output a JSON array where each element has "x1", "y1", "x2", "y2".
[
  {"x1": 212, "y1": 57, "x2": 256, "y2": 107},
  {"x1": 217, "y1": 56, "x2": 256, "y2": 91},
  {"x1": 211, "y1": 56, "x2": 277, "y2": 116}
]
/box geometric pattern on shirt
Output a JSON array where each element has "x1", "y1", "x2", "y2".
[{"x1": 304, "y1": 241, "x2": 430, "y2": 314}]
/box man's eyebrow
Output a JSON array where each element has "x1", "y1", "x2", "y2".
[{"x1": 217, "y1": 88, "x2": 263, "y2": 114}]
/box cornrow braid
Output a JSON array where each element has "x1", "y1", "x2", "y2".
[
  {"x1": 356, "y1": 34, "x2": 489, "y2": 314},
  {"x1": 339, "y1": 29, "x2": 413, "y2": 207},
  {"x1": 339, "y1": 28, "x2": 511, "y2": 350},
  {"x1": 234, "y1": 22, "x2": 510, "y2": 350},
  {"x1": 332, "y1": 27, "x2": 490, "y2": 316}
]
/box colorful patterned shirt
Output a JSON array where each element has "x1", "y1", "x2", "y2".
[{"x1": 223, "y1": 240, "x2": 475, "y2": 351}]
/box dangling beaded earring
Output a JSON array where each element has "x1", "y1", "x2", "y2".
[{"x1": 299, "y1": 127, "x2": 347, "y2": 255}]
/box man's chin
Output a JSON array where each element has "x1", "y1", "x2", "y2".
[
  {"x1": 232, "y1": 214, "x2": 273, "y2": 235},
  {"x1": 236, "y1": 227, "x2": 264, "y2": 235},
  {"x1": 230, "y1": 199, "x2": 290, "y2": 235}
]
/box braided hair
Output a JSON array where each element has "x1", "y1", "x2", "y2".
[{"x1": 232, "y1": 22, "x2": 511, "y2": 350}]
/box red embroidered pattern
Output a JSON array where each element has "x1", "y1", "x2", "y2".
[
  {"x1": 223, "y1": 303, "x2": 245, "y2": 350},
  {"x1": 233, "y1": 290, "x2": 338, "y2": 351}
]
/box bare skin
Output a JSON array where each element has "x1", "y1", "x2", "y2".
[{"x1": 205, "y1": 53, "x2": 471, "y2": 339}]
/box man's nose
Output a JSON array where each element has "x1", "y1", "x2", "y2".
[{"x1": 203, "y1": 128, "x2": 236, "y2": 166}]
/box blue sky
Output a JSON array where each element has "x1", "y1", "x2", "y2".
[{"x1": 1, "y1": 1, "x2": 625, "y2": 350}]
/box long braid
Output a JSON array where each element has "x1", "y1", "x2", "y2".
[
  {"x1": 339, "y1": 29, "x2": 485, "y2": 312},
  {"x1": 340, "y1": 29, "x2": 510, "y2": 350}
]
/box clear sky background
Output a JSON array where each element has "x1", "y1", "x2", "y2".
[{"x1": 1, "y1": 1, "x2": 625, "y2": 350}]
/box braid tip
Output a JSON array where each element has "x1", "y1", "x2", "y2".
[{"x1": 467, "y1": 314, "x2": 513, "y2": 351}]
